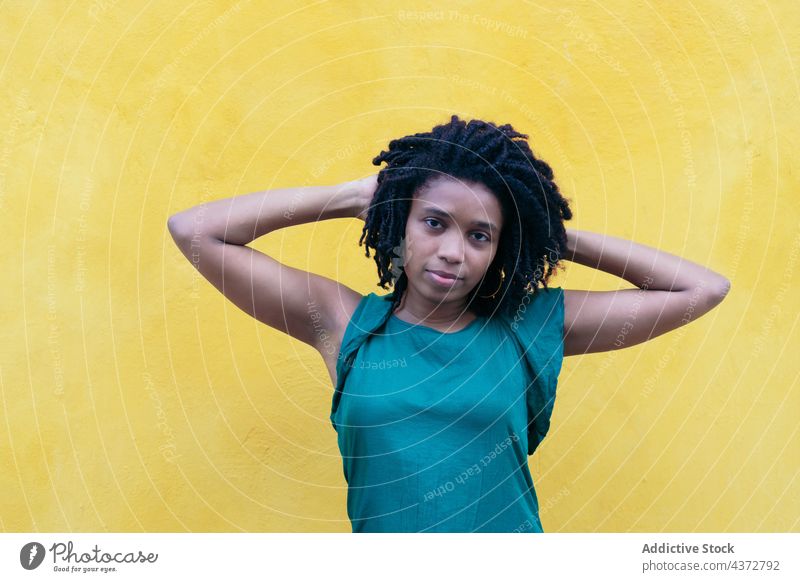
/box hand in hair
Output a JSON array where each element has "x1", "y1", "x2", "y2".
[{"x1": 339, "y1": 174, "x2": 379, "y2": 221}]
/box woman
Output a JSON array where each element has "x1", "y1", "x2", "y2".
[{"x1": 167, "y1": 115, "x2": 730, "y2": 532}]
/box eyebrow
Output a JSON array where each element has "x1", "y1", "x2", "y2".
[{"x1": 420, "y1": 206, "x2": 498, "y2": 232}]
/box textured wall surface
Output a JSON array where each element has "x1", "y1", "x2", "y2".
[{"x1": 1, "y1": 1, "x2": 798, "y2": 532}]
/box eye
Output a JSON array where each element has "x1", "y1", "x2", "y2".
[{"x1": 425, "y1": 218, "x2": 490, "y2": 242}]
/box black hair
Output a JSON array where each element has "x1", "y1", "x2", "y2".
[{"x1": 358, "y1": 114, "x2": 573, "y2": 320}]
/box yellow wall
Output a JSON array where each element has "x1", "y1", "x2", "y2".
[{"x1": 2, "y1": 1, "x2": 798, "y2": 532}]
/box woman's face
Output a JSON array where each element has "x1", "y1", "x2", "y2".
[{"x1": 401, "y1": 176, "x2": 504, "y2": 304}]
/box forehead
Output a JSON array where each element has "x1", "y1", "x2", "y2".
[{"x1": 411, "y1": 177, "x2": 503, "y2": 230}]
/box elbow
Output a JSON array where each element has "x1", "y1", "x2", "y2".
[
  {"x1": 714, "y1": 276, "x2": 731, "y2": 300},
  {"x1": 706, "y1": 276, "x2": 731, "y2": 308},
  {"x1": 167, "y1": 215, "x2": 198, "y2": 255},
  {"x1": 167, "y1": 214, "x2": 192, "y2": 242}
]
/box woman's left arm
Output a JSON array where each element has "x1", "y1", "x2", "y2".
[{"x1": 562, "y1": 228, "x2": 731, "y2": 356}]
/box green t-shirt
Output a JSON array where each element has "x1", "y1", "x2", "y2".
[{"x1": 330, "y1": 287, "x2": 565, "y2": 532}]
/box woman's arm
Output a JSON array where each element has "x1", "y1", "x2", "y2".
[
  {"x1": 561, "y1": 228, "x2": 731, "y2": 356},
  {"x1": 167, "y1": 176, "x2": 375, "y2": 245},
  {"x1": 166, "y1": 176, "x2": 376, "y2": 351}
]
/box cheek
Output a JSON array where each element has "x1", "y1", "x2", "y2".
[
  {"x1": 469, "y1": 251, "x2": 498, "y2": 281},
  {"x1": 403, "y1": 227, "x2": 432, "y2": 267},
  {"x1": 404, "y1": 239, "x2": 428, "y2": 270}
]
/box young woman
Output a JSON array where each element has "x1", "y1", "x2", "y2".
[{"x1": 167, "y1": 115, "x2": 730, "y2": 533}]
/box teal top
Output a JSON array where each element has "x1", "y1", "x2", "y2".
[{"x1": 330, "y1": 287, "x2": 565, "y2": 533}]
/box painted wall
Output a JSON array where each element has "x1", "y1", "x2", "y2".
[{"x1": 1, "y1": 1, "x2": 798, "y2": 532}]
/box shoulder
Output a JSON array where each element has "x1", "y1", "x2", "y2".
[
  {"x1": 329, "y1": 291, "x2": 395, "y2": 384},
  {"x1": 504, "y1": 286, "x2": 564, "y2": 331},
  {"x1": 335, "y1": 291, "x2": 395, "y2": 340},
  {"x1": 331, "y1": 289, "x2": 368, "y2": 342}
]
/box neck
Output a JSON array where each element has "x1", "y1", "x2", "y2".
[{"x1": 393, "y1": 286, "x2": 473, "y2": 326}]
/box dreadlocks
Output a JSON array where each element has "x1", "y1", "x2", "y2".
[{"x1": 358, "y1": 114, "x2": 573, "y2": 320}]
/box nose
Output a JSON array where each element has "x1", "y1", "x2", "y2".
[{"x1": 437, "y1": 229, "x2": 465, "y2": 265}]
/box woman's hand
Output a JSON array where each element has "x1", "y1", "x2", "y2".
[
  {"x1": 340, "y1": 174, "x2": 378, "y2": 221},
  {"x1": 564, "y1": 227, "x2": 577, "y2": 261}
]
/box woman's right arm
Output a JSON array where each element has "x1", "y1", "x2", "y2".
[{"x1": 167, "y1": 177, "x2": 375, "y2": 351}]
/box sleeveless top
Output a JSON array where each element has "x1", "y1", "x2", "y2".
[{"x1": 330, "y1": 287, "x2": 565, "y2": 533}]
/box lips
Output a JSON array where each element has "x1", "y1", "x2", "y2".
[{"x1": 427, "y1": 269, "x2": 460, "y2": 280}]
